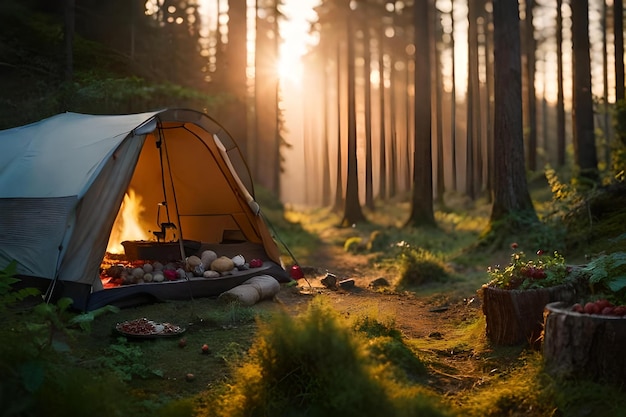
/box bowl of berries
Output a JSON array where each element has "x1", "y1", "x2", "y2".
[{"x1": 542, "y1": 251, "x2": 626, "y2": 383}]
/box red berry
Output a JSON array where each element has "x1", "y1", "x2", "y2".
[
  {"x1": 290, "y1": 264, "x2": 304, "y2": 280},
  {"x1": 201, "y1": 344, "x2": 210, "y2": 354},
  {"x1": 178, "y1": 338, "x2": 187, "y2": 348},
  {"x1": 572, "y1": 303, "x2": 584, "y2": 313},
  {"x1": 536, "y1": 250, "x2": 544, "y2": 256},
  {"x1": 511, "y1": 242, "x2": 518, "y2": 249},
  {"x1": 584, "y1": 302, "x2": 596, "y2": 314},
  {"x1": 249, "y1": 258, "x2": 263, "y2": 268},
  {"x1": 613, "y1": 306, "x2": 626, "y2": 316},
  {"x1": 601, "y1": 306, "x2": 614, "y2": 316}
]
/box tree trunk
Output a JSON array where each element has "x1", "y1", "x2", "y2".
[
  {"x1": 225, "y1": 0, "x2": 248, "y2": 157},
  {"x1": 543, "y1": 302, "x2": 626, "y2": 384},
  {"x1": 465, "y1": 0, "x2": 477, "y2": 200},
  {"x1": 378, "y1": 28, "x2": 387, "y2": 202},
  {"x1": 389, "y1": 58, "x2": 398, "y2": 199},
  {"x1": 524, "y1": 0, "x2": 537, "y2": 171},
  {"x1": 363, "y1": 25, "x2": 375, "y2": 211},
  {"x1": 489, "y1": 0, "x2": 537, "y2": 226},
  {"x1": 341, "y1": 17, "x2": 366, "y2": 226},
  {"x1": 484, "y1": 5, "x2": 494, "y2": 203},
  {"x1": 602, "y1": 0, "x2": 611, "y2": 167},
  {"x1": 321, "y1": 47, "x2": 332, "y2": 208},
  {"x1": 556, "y1": 0, "x2": 566, "y2": 166},
  {"x1": 450, "y1": 0, "x2": 458, "y2": 191},
  {"x1": 333, "y1": 42, "x2": 344, "y2": 212},
  {"x1": 406, "y1": 0, "x2": 435, "y2": 228},
  {"x1": 615, "y1": 0, "x2": 625, "y2": 102},
  {"x1": 571, "y1": 0, "x2": 598, "y2": 182},
  {"x1": 481, "y1": 285, "x2": 576, "y2": 347},
  {"x1": 434, "y1": 6, "x2": 445, "y2": 205}
]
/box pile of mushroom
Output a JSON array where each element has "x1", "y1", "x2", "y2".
[
  {"x1": 105, "y1": 260, "x2": 186, "y2": 285},
  {"x1": 104, "y1": 251, "x2": 265, "y2": 284},
  {"x1": 186, "y1": 251, "x2": 263, "y2": 279}
]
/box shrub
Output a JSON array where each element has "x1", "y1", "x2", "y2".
[
  {"x1": 485, "y1": 247, "x2": 574, "y2": 290},
  {"x1": 202, "y1": 298, "x2": 450, "y2": 417},
  {"x1": 575, "y1": 251, "x2": 626, "y2": 304},
  {"x1": 397, "y1": 247, "x2": 450, "y2": 287}
]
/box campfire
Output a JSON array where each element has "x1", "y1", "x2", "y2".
[
  {"x1": 106, "y1": 189, "x2": 151, "y2": 255},
  {"x1": 100, "y1": 189, "x2": 187, "y2": 288}
]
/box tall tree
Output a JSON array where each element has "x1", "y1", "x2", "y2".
[
  {"x1": 465, "y1": 0, "x2": 479, "y2": 200},
  {"x1": 321, "y1": 47, "x2": 332, "y2": 208},
  {"x1": 341, "y1": 13, "x2": 366, "y2": 226},
  {"x1": 378, "y1": 22, "x2": 388, "y2": 202},
  {"x1": 489, "y1": 0, "x2": 537, "y2": 229},
  {"x1": 223, "y1": 0, "x2": 248, "y2": 156},
  {"x1": 363, "y1": 22, "x2": 375, "y2": 211},
  {"x1": 484, "y1": 2, "x2": 495, "y2": 202},
  {"x1": 254, "y1": 0, "x2": 281, "y2": 195},
  {"x1": 556, "y1": 0, "x2": 566, "y2": 166},
  {"x1": 602, "y1": 0, "x2": 611, "y2": 165},
  {"x1": 333, "y1": 41, "x2": 344, "y2": 212},
  {"x1": 406, "y1": 0, "x2": 435, "y2": 227},
  {"x1": 450, "y1": 0, "x2": 458, "y2": 191},
  {"x1": 615, "y1": 0, "x2": 625, "y2": 101},
  {"x1": 571, "y1": 0, "x2": 598, "y2": 181},
  {"x1": 523, "y1": 0, "x2": 537, "y2": 171},
  {"x1": 434, "y1": 5, "x2": 445, "y2": 205}
]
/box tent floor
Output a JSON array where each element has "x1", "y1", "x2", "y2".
[{"x1": 86, "y1": 261, "x2": 289, "y2": 311}]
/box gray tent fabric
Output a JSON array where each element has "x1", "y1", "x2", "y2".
[
  {"x1": 0, "y1": 109, "x2": 288, "y2": 310},
  {"x1": 0, "y1": 111, "x2": 157, "y2": 280}
]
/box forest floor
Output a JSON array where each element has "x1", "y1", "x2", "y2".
[
  {"x1": 82, "y1": 222, "x2": 520, "y2": 405},
  {"x1": 272, "y1": 240, "x2": 509, "y2": 397},
  {"x1": 72, "y1": 195, "x2": 626, "y2": 415}
]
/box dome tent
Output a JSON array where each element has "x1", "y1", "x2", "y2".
[{"x1": 0, "y1": 109, "x2": 289, "y2": 311}]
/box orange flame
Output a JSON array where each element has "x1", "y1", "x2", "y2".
[{"x1": 106, "y1": 189, "x2": 151, "y2": 254}]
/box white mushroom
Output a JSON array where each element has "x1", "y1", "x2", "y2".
[
  {"x1": 152, "y1": 272, "x2": 165, "y2": 282},
  {"x1": 203, "y1": 270, "x2": 220, "y2": 278},
  {"x1": 231, "y1": 254, "x2": 245, "y2": 267},
  {"x1": 201, "y1": 250, "x2": 218, "y2": 268},
  {"x1": 186, "y1": 255, "x2": 202, "y2": 272},
  {"x1": 211, "y1": 256, "x2": 235, "y2": 273},
  {"x1": 132, "y1": 267, "x2": 145, "y2": 280}
]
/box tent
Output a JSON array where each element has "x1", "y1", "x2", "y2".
[{"x1": 0, "y1": 109, "x2": 290, "y2": 311}]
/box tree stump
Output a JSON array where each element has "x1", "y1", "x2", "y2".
[
  {"x1": 543, "y1": 302, "x2": 626, "y2": 384},
  {"x1": 481, "y1": 284, "x2": 576, "y2": 347}
]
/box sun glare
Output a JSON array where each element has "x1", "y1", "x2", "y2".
[
  {"x1": 277, "y1": 0, "x2": 320, "y2": 85},
  {"x1": 277, "y1": 47, "x2": 304, "y2": 84}
]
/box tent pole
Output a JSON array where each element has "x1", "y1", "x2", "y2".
[{"x1": 159, "y1": 122, "x2": 197, "y2": 315}]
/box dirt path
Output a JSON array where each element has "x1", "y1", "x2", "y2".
[{"x1": 272, "y1": 242, "x2": 488, "y2": 395}]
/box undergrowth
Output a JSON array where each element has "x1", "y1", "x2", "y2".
[{"x1": 194, "y1": 297, "x2": 452, "y2": 417}]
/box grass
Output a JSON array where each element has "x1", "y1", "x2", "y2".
[{"x1": 3, "y1": 181, "x2": 626, "y2": 416}]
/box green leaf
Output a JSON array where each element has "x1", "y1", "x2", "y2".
[
  {"x1": 55, "y1": 297, "x2": 73, "y2": 312},
  {"x1": 19, "y1": 361, "x2": 45, "y2": 393},
  {"x1": 587, "y1": 266, "x2": 608, "y2": 283},
  {"x1": 51, "y1": 339, "x2": 71, "y2": 353},
  {"x1": 607, "y1": 275, "x2": 626, "y2": 292}
]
